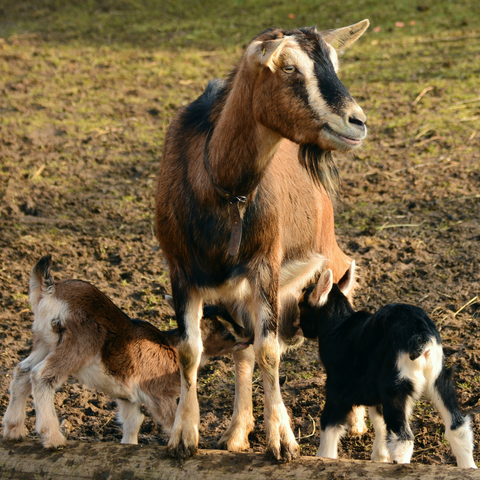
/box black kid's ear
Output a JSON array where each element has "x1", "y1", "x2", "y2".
[
  {"x1": 338, "y1": 260, "x2": 356, "y2": 297},
  {"x1": 309, "y1": 269, "x2": 333, "y2": 307}
]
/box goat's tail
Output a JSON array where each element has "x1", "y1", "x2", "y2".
[
  {"x1": 407, "y1": 331, "x2": 434, "y2": 360},
  {"x1": 29, "y1": 255, "x2": 55, "y2": 310}
]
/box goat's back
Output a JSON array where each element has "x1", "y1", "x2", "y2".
[{"x1": 320, "y1": 304, "x2": 441, "y2": 406}]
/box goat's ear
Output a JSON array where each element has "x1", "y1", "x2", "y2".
[
  {"x1": 321, "y1": 19, "x2": 370, "y2": 50},
  {"x1": 164, "y1": 294, "x2": 174, "y2": 311},
  {"x1": 248, "y1": 37, "x2": 289, "y2": 72},
  {"x1": 215, "y1": 317, "x2": 236, "y2": 336},
  {"x1": 338, "y1": 260, "x2": 356, "y2": 297},
  {"x1": 309, "y1": 269, "x2": 333, "y2": 307}
]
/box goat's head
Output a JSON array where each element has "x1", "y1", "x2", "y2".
[
  {"x1": 164, "y1": 295, "x2": 253, "y2": 356},
  {"x1": 298, "y1": 261, "x2": 356, "y2": 338},
  {"x1": 200, "y1": 304, "x2": 253, "y2": 356},
  {"x1": 246, "y1": 21, "x2": 368, "y2": 152}
]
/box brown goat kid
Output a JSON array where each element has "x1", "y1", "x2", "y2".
[
  {"x1": 2, "y1": 256, "x2": 251, "y2": 449},
  {"x1": 156, "y1": 20, "x2": 369, "y2": 461}
]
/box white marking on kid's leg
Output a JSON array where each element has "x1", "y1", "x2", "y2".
[
  {"x1": 317, "y1": 425, "x2": 347, "y2": 459},
  {"x1": 117, "y1": 400, "x2": 143, "y2": 445},
  {"x1": 387, "y1": 432, "x2": 413, "y2": 464},
  {"x1": 3, "y1": 346, "x2": 50, "y2": 441},
  {"x1": 30, "y1": 360, "x2": 66, "y2": 449},
  {"x1": 445, "y1": 418, "x2": 477, "y2": 469},
  {"x1": 368, "y1": 407, "x2": 390, "y2": 463},
  {"x1": 429, "y1": 385, "x2": 476, "y2": 469}
]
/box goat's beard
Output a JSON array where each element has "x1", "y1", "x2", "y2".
[{"x1": 298, "y1": 144, "x2": 339, "y2": 199}]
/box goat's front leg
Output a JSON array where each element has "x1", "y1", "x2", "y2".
[
  {"x1": 166, "y1": 280, "x2": 203, "y2": 461},
  {"x1": 217, "y1": 345, "x2": 255, "y2": 451},
  {"x1": 383, "y1": 397, "x2": 415, "y2": 464},
  {"x1": 253, "y1": 272, "x2": 299, "y2": 462},
  {"x1": 117, "y1": 400, "x2": 144, "y2": 445},
  {"x1": 316, "y1": 399, "x2": 351, "y2": 459}
]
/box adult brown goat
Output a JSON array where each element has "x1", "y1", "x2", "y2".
[{"x1": 155, "y1": 20, "x2": 369, "y2": 462}]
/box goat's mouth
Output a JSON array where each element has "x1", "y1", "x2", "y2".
[
  {"x1": 234, "y1": 337, "x2": 254, "y2": 351},
  {"x1": 323, "y1": 125, "x2": 365, "y2": 150}
]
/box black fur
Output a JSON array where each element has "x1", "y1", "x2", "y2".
[
  {"x1": 299, "y1": 278, "x2": 466, "y2": 451},
  {"x1": 34, "y1": 255, "x2": 54, "y2": 290}
]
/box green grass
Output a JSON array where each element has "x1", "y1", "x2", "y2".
[
  {"x1": 1, "y1": 0, "x2": 478, "y2": 306},
  {"x1": 2, "y1": 0, "x2": 480, "y2": 49}
]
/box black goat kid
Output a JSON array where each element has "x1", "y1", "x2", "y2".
[{"x1": 298, "y1": 261, "x2": 476, "y2": 468}]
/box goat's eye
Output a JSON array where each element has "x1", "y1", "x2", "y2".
[{"x1": 282, "y1": 65, "x2": 296, "y2": 74}]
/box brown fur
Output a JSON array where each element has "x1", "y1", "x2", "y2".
[
  {"x1": 155, "y1": 22, "x2": 369, "y2": 461},
  {"x1": 2, "y1": 256, "x2": 251, "y2": 448}
]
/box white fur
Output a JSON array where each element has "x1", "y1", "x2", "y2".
[
  {"x1": 217, "y1": 346, "x2": 255, "y2": 451},
  {"x1": 387, "y1": 432, "x2": 414, "y2": 464},
  {"x1": 325, "y1": 43, "x2": 339, "y2": 72},
  {"x1": 317, "y1": 424, "x2": 347, "y2": 459},
  {"x1": 167, "y1": 290, "x2": 203, "y2": 455},
  {"x1": 117, "y1": 400, "x2": 144, "y2": 444},
  {"x1": 279, "y1": 254, "x2": 326, "y2": 299},
  {"x1": 429, "y1": 383, "x2": 477, "y2": 468},
  {"x1": 368, "y1": 407, "x2": 390, "y2": 462},
  {"x1": 31, "y1": 295, "x2": 69, "y2": 348},
  {"x1": 30, "y1": 360, "x2": 67, "y2": 448},
  {"x1": 75, "y1": 356, "x2": 135, "y2": 401}
]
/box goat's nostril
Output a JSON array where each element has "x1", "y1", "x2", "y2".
[{"x1": 349, "y1": 116, "x2": 365, "y2": 127}]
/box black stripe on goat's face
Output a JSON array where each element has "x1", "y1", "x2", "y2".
[{"x1": 250, "y1": 26, "x2": 366, "y2": 154}]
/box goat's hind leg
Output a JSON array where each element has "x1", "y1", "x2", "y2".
[
  {"x1": 368, "y1": 406, "x2": 390, "y2": 462},
  {"x1": 3, "y1": 346, "x2": 49, "y2": 441},
  {"x1": 31, "y1": 338, "x2": 92, "y2": 449},
  {"x1": 218, "y1": 345, "x2": 255, "y2": 452},
  {"x1": 429, "y1": 366, "x2": 477, "y2": 468},
  {"x1": 382, "y1": 386, "x2": 415, "y2": 464},
  {"x1": 166, "y1": 279, "x2": 203, "y2": 461}
]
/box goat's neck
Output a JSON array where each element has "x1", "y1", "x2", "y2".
[{"x1": 208, "y1": 67, "x2": 283, "y2": 196}]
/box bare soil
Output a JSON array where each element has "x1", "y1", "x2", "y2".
[{"x1": 0, "y1": 34, "x2": 479, "y2": 468}]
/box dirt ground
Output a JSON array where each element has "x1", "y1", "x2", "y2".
[{"x1": 0, "y1": 32, "x2": 479, "y2": 468}]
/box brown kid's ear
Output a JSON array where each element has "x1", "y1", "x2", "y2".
[
  {"x1": 321, "y1": 19, "x2": 370, "y2": 50},
  {"x1": 215, "y1": 317, "x2": 236, "y2": 336},
  {"x1": 247, "y1": 36, "x2": 289, "y2": 72},
  {"x1": 338, "y1": 260, "x2": 356, "y2": 297},
  {"x1": 309, "y1": 269, "x2": 334, "y2": 307}
]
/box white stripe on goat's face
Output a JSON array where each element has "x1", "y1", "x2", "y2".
[{"x1": 249, "y1": 27, "x2": 367, "y2": 153}]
